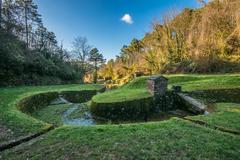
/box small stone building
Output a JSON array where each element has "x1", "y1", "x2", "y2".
[{"x1": 147, "y1": 76, "x2": 168, "y2": 96}]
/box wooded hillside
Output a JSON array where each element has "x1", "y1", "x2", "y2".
[
  {"x1": 0, "y1": 0, "x2": 87, "y2": 86},
  {"x1": 99, "y1": 0, "x2": 240, "y2": 86}
]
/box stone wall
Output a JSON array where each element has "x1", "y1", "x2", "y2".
[{"x1": 147, "y1": 76, "x2": 168, "y2": 96}]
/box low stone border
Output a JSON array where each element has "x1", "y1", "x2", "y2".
[
  {"x1": 0, "y1": 125, "x2": 54, "y2": 152},
  {"x1": 177, "y1": 93, "x2": 206, "y2": 114},
  {"x1": 183, "y1": 118, "x2": 240, "y2": 135}
]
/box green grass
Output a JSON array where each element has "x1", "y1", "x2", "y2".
[
  {"x1": 93, "y1": 74, "x2": 240, "y2": 103},
  {"x1": 0, "y1": 84, "x2": 104, "y2": 144},
  {"x1": 187, "y1": 103, "x2": 240, "y2": 132},
  {"x1": 1, "y1": 118, "x2": 240, "y2": 160},
  {"x1": 31, "y1": 104, "x2": 72, "y2": 126},
  {"x1": 1, "y1": 74, "x2": 240, "y2": 159},
  {"x1": 167, "y1": 74, "x2": 240, "y2": 91},
  {"x1": 92, "y1": 77, "x2": 151, "y2": 103}
]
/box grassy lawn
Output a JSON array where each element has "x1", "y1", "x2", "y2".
[
  {"x1": 1, "y1": 74, "x2": 240, "y2": 159},
  {"x1": 1, "y1": 118, "x2": 240, "y2": 160},
  {"x1": 93, "y1": 74, "x2": 240, "y2": 103},
  {"x1": 187, "y1": 103, "x2": 240, "y2": 132},
  {"x1": 31, "y1": 104, "x2": 73, "y2": 127},
  {"x1": 92, "y1": 77, "x2": 151, "y2": 103},
  {"x1": 167, "y1": 74, "x2": 240, "y2": 90},
  {"x1": 0, "y1": 84, "x2": 104, "y2": 144}
]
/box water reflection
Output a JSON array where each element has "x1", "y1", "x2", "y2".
[{"x1": 62, "y1": 104, "x2": 96, "y2": 126}]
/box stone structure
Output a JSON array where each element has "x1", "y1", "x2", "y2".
[
  {"x1": 147, "y1": 76, "x2": 168, "y2": 96},
  {"x1": 172, "y1": 85, "x2": 182, "y2": 93},
  {"x1": 177, "y1": 93, "x2": 206, "y2": 114}
]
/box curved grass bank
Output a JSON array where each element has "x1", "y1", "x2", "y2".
[
  {"x1": 0, "y1": 84, "x2": 105, "y2": 144},
  {"x1": 1, "y1": 74, "x2": 240, "y2": 159},
  {"x1": 91, "y1": 74, "x2": 240, "y2": 120},
  {"x1": 187, "y1": 103, "x2": 240, "y2": 133}
]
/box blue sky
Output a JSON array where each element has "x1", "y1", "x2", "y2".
[{"x1": 35, "y1": 0, "x2": 202, "y2": 60}]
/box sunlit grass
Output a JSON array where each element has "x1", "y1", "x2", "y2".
[
  {"x1": 187, "y1": 103, "x2": 240, "y2": 132},
  {"x1": 93, "y1": 74, "x2": 240, "y2": 103}
]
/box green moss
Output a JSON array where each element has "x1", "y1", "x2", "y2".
[
  {"x1": 189, "y1": 89, "x2": 240, "y2": 104},
  {"x1": 17, "y1": 92, "x2": 59, "y2": 113},
  {"x1": 61, "y1": 90, "x2": 98, "y2": 103},
  {"x1": 91, "y1": 96, "x2": 154, "y2": 120}
]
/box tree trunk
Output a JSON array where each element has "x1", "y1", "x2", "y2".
[
  {"x1": 93, "y1": 60, "x2": 98, "y2": 84},
  {"x1": 0, "y1": 0, "x2": 2, "y2": 29},
  {"x1": 24, "y1": 2, "x2": 29, "y2": 48}
]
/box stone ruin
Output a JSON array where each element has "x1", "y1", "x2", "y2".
[
  {"x1": 147, "y1": 75, "x2": 206, "y2": 114},
  {"x1": 147, "y1": 76, "x2": 168, "y2": 97}
]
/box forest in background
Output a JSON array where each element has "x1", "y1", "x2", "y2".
[
  {"x1": 99, "y1": 0, "x2": 240, "y2": 87},
  {"x1": 0, "y1": 0, "x2": 105, "y2": 86},
  {"x1": 1, "y1": 0, "x2": 240, "y2": 87}
]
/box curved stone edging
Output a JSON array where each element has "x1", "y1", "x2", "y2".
[
  {"x1": 0, "y1": 88, "x2": 106, "y2": 151},
  {"x1": 183, "y1": 118, "x2": 240, "y2": 135},
  {"x1": 17, "y1": 89, "x2": 104, "y2": 114},
  {"x1": 0, "y1": 125, "x2": 54, "y2": 152}
]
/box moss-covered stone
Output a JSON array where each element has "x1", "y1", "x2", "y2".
[
  {"x1": 17, "y1": 92, "x2": 59, "y2": 114},
  {"x1": 17, "y1": 88, "x2": 105, "y2": 114},
  {"x1": 91, "y1": 97, "x2": 154, "y2": 120}
]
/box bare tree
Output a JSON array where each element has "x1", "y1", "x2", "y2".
[
  {"x1": 72, "y1": 36, "x2": 92, "y2": 73},
  {"x1": 197, "y1": 0, "x2": 207, "y2": 6}
]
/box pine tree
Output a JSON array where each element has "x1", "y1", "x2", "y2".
[
  {"x1": 16, "y1": 0, "x2": 42, "y2": 48},
  {"x1": 89, "y1": 48, "x2": 106, "y2": 83},
  {"x1": 0, "y1": 0, "x2": 2, "y2": 29},
  {"x1": 2, "y1": 0, "x2": 18, "y2": 33}
]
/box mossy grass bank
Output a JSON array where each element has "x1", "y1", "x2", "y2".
[
  {"x1": 0, "y1": 84, "x2": 104, "y2": 144},
  {"x1": 0, "y1": 74, "x2": 240, "y2": 159}
]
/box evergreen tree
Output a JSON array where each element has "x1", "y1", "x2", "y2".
[
  {"x1": 0, "y1": 0, "x2": 2, "y2": 29},
  {"x1": 16, "y1": 0, "x2": 42, "y2": 48},
  {"x1": 2, "y1": 0, "x2": 18, "y2": 33},
  {"x1": 89, "y1": 48, "x2": 106, "y2": 83}
]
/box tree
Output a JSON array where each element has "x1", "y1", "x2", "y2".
[
  {"x1": 16, "y1": 0, "x2": 42, "y2": 48},
  {"x1": 89, "y1": 48, "x2": 105, "y2": 83},
  {"x1": 2, "y1": 0, "x2": 19, "y2": 33},
  {"x1": 0, "y1": 0, "x2": 2, "y2": 29},
  {"x1": 72, "y1": 36, "x2": 91, "y2": 73}
]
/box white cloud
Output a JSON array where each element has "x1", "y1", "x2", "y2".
[{"x1": 121, "y1": 14, "x2": 133, "y2": 24}]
